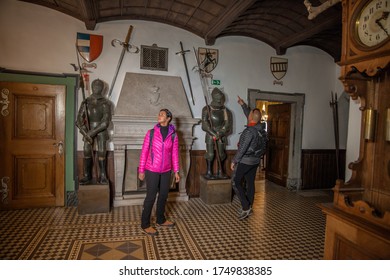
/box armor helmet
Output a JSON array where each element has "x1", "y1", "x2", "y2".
[
  {"x1": 210, "y1": 88, "x2": 225, "y2": 107},
  {"x1": 91, "y1": 79, "x2": 104, "y2": 95}
]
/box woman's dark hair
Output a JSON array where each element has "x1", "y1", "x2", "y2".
[{"x1": 160, "y1": 109, "x2": 173, "y2": 123}]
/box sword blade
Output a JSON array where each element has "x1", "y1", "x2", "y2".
[
  {"x1": 180, "y1": 41, "x2": 195, "y2": 105},
  {"x1": 108, "y1": 25, "x2": 134, "y2": 99},
  {"x1": 108, "y1": 48, "x2": 126, "y2": 99}
]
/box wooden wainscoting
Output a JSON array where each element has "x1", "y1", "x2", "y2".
[{"x1": 301, "y1": 149, "x2": 346, "y2": 190}]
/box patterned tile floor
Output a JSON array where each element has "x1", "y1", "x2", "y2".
[{"x1": 0, "y1": 179, "x2": 333, "y2": 260}]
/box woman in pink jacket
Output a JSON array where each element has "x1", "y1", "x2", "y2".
[{"x1": 139, "y1": 109, "x2": 180, "y2": 236}]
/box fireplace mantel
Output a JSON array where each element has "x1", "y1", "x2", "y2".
[{"x1": 111, "y1": 73, "x2": 200, "y2": 206}]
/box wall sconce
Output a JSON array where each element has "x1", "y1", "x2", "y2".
[
  {"x1": 364, "y1": 108, "x2": 377, "y2": 141},
  {"x1": 386, "y1": 108, "x2": 390, "y2": 142}
]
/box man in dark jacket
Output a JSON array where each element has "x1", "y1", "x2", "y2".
[
  {"x1": 231, "y1": 108, "x2": 266, "y2": 220},
  {"x1": 237, "y1": 95, "x2": 266, "y2": 130}
]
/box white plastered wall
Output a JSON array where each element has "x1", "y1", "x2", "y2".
[{"x1": 0, "y1": 0, "x2": 360, "y2": 177}]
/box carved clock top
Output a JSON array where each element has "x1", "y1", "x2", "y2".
[{"x1": 340, "y1": 0, "x2": 390, "y2": 75}]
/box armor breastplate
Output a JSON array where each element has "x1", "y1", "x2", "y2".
[
  {"x1": 87, "y1": 98, "x2": 106, "y2": 122},
  {"x1": 209, "y1": 107, "x2": 226, "y2": 129}
]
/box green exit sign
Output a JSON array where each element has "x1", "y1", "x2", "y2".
[{"x1": 211, "y1": 79, "x2": 221, "y2": 85}]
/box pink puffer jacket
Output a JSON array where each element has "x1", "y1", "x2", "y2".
[{"x1": 138, "y1": 124, "x2": 180, "y2": 174}]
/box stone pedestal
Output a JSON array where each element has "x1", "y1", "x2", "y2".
[
  {"x1": 78, "y1": 184, "x2": 110, "y2": 215},
  {"x1": 199, "y1": 176, "x2": 232, "y2": 205}
]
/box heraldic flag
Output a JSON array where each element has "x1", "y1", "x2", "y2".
[{"x1": 76, "y1": 33, "x2": 103, "y2": 62}]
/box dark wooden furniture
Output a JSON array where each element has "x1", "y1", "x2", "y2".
[{"x1": 321, "y1": 0, "x2": 390, "y2": 259}]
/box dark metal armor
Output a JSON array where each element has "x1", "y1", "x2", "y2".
[
  {"x1": 201, "y1": 88, "x2": 232, "y2": 179},
  {"x1": 76, "y1": 79, "x2": 112, "y2": 185}
]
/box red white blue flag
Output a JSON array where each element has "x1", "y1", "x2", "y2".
[{"x1": 76, "y1": 33, "x2": 103, "y2": 62}]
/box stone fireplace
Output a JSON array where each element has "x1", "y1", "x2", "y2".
[{"x1": 111, "y1": 73, "x2": 200, "y2": 206}]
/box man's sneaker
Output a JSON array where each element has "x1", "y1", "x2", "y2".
[
  {"x1": 238, "y1": 207, "x2": 252, "y2": 220},
  {"x1": 237, "y1": 207, "x2": 253, "y2": 216}
]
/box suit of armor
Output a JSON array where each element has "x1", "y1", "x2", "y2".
[
  {"x1": 201, "y1": 88, "x2": 232, "y2": 179},
  {"x1": 76, "y1": 79, "x2": 112, "y2": 185}
]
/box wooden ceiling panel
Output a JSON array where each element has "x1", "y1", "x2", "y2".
[
  {"x1": 187, "y1": 17, "x2": 212, "y2": 33},
  {"x1": 170, "y1": 2, "x2": 196, "y2": 16},
  {"x1": 166, "y1": 12, "x2": 191, "y2": 26},
  {"x1": 198, "y1": 0, "x2": 227, "y2": 13},
  {"x1": 18, "y1": 0, "x2": 342, "y2": 61},
  {"x1": 144, "y1": 8, "x2": 169, "y2": 19},
  {"x1": 99, "y1": 0, "x2": 121, "y2": 9},
  {"x1": 192, "y1": 10, "x2": 217, "y2": 25}
]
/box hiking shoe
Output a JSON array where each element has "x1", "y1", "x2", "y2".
[
  {"x1": 238, "y1": 208, "x2": 252, "y2": 220},
  {"x1": 237, "y1": 207, "x2": 253, "y2": 216}
]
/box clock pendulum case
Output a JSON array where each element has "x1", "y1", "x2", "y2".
[{"x1": 321, "y1": 0, "x2": 390, "y2": 259}]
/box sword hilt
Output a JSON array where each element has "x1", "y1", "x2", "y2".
[
  {"x1": 175, "y1": 50, "x2": 190, "y2": 55},
  {"x1": 123, "y1": 26, "x2": 137, "y2": 52},
  {"x1": 111, "y1": 25, "x2": 139, "y2": 53},
  {"x1": 125, "y1": 25, "x2": 133, "y2": 44},
  {"x1": 108, "y1": 25, "x2": 139, "y2": 99}
]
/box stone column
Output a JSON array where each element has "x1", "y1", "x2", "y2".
[{"x1": 113, "y1": 145, "x2": 126, "y2": 202}]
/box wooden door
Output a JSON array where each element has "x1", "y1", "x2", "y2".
[
  {"x1": 0, "y1": 82, "x2": 66, "y2": 209},
  {"x1": 265, "y1": 103, "x2": 291, "y2": 187}
]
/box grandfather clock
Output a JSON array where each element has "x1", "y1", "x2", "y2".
[{"x1": 321, "y1": 0, "x2": 390, "y2": 259}]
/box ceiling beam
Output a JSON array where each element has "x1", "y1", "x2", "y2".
[
  {"x1": 274, "y1": 12, "x2": 341, "y2": 55},
  {"x1": 204, "y1": 0, "x2": 257, "y2": 45},
  {"x1": 79, "y1": 0, "x2": 98, "y2": 30}
]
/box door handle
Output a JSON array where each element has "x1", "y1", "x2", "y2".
[{"x1": 53, "y1": 141, "x2": 64, "y2": 156}]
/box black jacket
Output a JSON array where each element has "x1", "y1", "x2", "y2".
[{"x1": 233, "y1": 122, "x2": 264, "y2": 166}]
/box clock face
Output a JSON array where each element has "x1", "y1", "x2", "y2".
[{"x1": 356, "y1": 0, "x2": 390, "y2": 48}]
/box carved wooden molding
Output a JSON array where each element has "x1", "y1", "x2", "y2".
[
  {"x1": 344, "y1": 60, "x2": 390, "y2": 77},
  {"x1": 333, "y1": 181, "x2": 390, "y2": 228},
  {"x1": 339, "y1": 71, "x2": 368, "y2": 103},
  {"x1": 0, "y1": 88, "x2": 10, "y2": 116},
  {"x1": 0, "y1": 177, "x2": 9, "y2": 204}
]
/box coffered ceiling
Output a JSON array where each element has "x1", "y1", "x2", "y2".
[{"x1": 19, "y1": 0, "x2": 342, "y2": 61}]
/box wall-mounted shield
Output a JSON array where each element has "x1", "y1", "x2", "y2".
[
  {"x1": 198, "y1": 47, "x2": 218, "y2": 73},
  {"x1": 270, "y1": 57, "x2": 288, "y2": 80},
  {"x1": 76, "y1": 33, "x2": 103, "y2": 62}
]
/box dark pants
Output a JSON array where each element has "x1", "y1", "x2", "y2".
[
  {"x1": 232, "y1": 163, "x2": 258, "y2": 211},
  {"x1": 141, "y1": 170, "x2": 171, "y2": 229}
]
